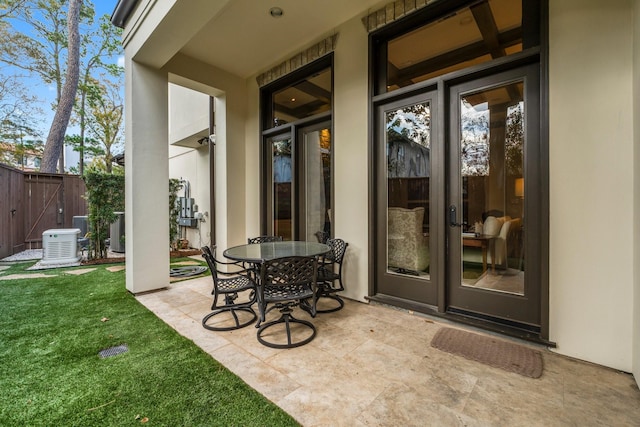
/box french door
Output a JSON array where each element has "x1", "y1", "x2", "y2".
[
  {"x1": 375, "y1": 65, "x2": 540, "y2": 328},
  {"x1": 447, "y1": 66, "x2": 540, "y2": 327},
  {"x1": 375, "y1": 91, "x2": 438, "y2": 305}
]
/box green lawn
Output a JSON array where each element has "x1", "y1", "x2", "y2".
[{"x1": 0, "y1": 260, "x2": 299, "y2": 426}]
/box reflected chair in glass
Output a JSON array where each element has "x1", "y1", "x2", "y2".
[
  {"x1": 256, "y1": 256, "x2": 318, "y2": 348},
  {"x1": 247, "y1": 235, "x2": 283, "y2": 244},
  {"x1": 201, "y1": 246, "x2": 257, "y2": 331},
  {"x1": 316, "y1": 238, "x2": 348, "y2": 313}
]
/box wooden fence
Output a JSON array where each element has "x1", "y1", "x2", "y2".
[{"x1": 0, "y1": 164, "x2": 87, "y2": 259}]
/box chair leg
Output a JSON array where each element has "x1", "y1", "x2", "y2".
[
  {"x1": 316, "y1": 294, "x2": 344, "y2": 314},
  {"x1": 202, "y1": 306, "x2": 257, "y2": 331},
  {"x1": 315, "y1": 282, "x2": 345, "y2": 313},
  {"x1": 256, "y1": 306, "x2": 316, "y2": 348}
]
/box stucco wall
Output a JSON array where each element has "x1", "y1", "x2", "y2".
[
  {"x1": 167, "y1": 84, "x2": 211, "y2": 250},
  {"x1": 244, "y1": 16, "x2": 372, "y2": 302},
  {"x1": 164, "y1": 54, "x2": 249, "y2": 253},
  {"x1": 332, "y1": 17, "x2": 371, "y2": 302},
  {"x1": 169, "y1": 145, "x2": 211, "y2": 249},
  {"x1": 548, "y1": 0, "x2": 634, "y2": 371},
  {"x1": 168, "y1": 84, "x2": 209, "y2": 144}
]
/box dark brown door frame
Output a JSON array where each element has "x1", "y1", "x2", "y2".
[{"x1": 367, "y1": 1, "x2": 550, "y2": 343}]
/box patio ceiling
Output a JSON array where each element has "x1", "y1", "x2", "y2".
[{"x1": 178, "y1": 0, "x2": 386, "y2": 78}]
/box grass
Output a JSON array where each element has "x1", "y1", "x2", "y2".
[{"x1": 0, "y1": 260, "x2": 299, "y2": 426}]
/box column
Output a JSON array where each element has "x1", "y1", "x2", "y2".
[{"x1": 125, "y1": 58, "x2": 169, "y2": 293}]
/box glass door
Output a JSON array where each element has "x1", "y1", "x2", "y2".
[
  {"x1": 298, "y1": 122, "x2": 332, "y2": 242},
  {"x1": 376, "y1": 92, "x2": 437, "y2": 305},
  {"x1": 447, "y1": 66, "x2": 539, "y2": 327}
]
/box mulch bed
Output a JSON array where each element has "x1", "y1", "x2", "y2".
[{"x1": 82, "y1": 249, "x2": 202, "y2": 266}]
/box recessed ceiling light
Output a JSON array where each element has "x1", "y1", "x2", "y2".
[
  {"x1": 290, "y1": 98, "x2": 296, "y2": 102},
  {"x1": 270, "y1": 7, "x2": 283, "y2": 18}
]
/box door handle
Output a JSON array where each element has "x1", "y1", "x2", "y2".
[{"x1": 449, "y1": 205, "x2": 465, "y2": 227}]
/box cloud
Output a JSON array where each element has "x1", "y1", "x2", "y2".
[{"x1": 117, "y1": 55, "x2": 125, "y2": 68}]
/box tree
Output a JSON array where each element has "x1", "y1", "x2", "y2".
[
  {"x1": 0, "y1": 117, "x2": 43, "y2": 169},
  {"x1": 73, "y1": 14, "x2": 123, "y2": 175},
  {"x1": 0, "y1": 73, "x2": 44, "y2": 168},
  {"x1": 0, "y1": 0, "x2": 27, "y2": 20},
  {"x1": 83, "y1": 77, "x2": 123, "y2": 173},
  {"x1": 0, "y1": 74, "x2": 42, "y2": 132},
  {"x1": 0, "y1": 1, "x2": 123, "y2": 174},
  {"x1": 40, "y1": 0, "x2": 81, "y2": 173}
]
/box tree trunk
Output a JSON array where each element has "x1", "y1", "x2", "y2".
[{"x1": 40, "y1": 0, "x2": 82, "y2": 173}]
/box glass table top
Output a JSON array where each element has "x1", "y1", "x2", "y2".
[{"x1": 223, "y1": 241, "x2": 330, "y2": 263}]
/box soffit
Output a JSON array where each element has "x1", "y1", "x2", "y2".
[{"x1": 179, "y1": 0, "x2": 386, "y2": 78}]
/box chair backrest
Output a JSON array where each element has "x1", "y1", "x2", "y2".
[
  {"x1": 260, "y1": 256, "x2": 318, "y2": 289},
  {"x1": 201, "y1": 245, "x2": 219, "y2": 281},
  {"x1": 247, "y1": 235, "x2": 283, "y2": 244},
  {"x1": 326, "y1": 238, "x2": 348, "y2": 264}
]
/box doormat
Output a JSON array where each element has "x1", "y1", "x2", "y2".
[{"x1": 430, "y1": 327, "x2": 543, "y2": 378}]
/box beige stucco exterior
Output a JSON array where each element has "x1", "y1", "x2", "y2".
[{"x1": 118, "y1": 0, "x2": 640, "y2": 378}]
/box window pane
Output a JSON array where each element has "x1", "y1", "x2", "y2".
[
  {"x1": 270, "y1": 136, "x2": 293, "y2": 240},
  {"x1": 303, "y1": 127, "x2": 331, "y2": 242},
  {"x1": 459, "y1": 80, "x2": 524, "y2": 295},
  {"x1": 386, "y1": 0, "x2": 523, "y2": 92},
  {"x1": 386, "y1": 102, "x2": 431, "y2": 279},
  {"x1": 271, "y1": 67, "x2": 332, "y2": 127}
]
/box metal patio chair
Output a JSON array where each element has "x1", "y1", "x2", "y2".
[
  {"x1": 201, "y1": 245, "x2": 257, "y2": 331},
  {"x1": 256, "y1": 256, "x2": 318, "y2": 348},
  {"x1": 247, "y1": 235, "x2": 283, "y2": 244},
  {"x1": 316, "y1": 237, "x2": 348, "y2": 313}
]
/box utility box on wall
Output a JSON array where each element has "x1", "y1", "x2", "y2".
[
  {"x1": 179, "y1": 196, "x2": 198, "y2": 228},
  {"x1": 180, "y1": 197, "x2": 194, "y2": 218}
]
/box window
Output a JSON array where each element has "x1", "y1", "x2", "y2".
[
  {"x1": 261, "y1": 56, "x2": 333, "y2": 241},
  {"x1": 377, "y1": 0, "x2": 539, "y2": 94}
]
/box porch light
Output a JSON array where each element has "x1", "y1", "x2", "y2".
[{"x1": 269, "y1": 7, "x2": 283, "y2": 18}]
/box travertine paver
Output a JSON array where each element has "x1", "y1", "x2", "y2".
[
  {"x1": 106, "y1": 265, "x2": 125, "y2": 272},
  {"x1": 65, "y1": 268, "x2": 97, "y2": 275},
  {"x1": 0, "y1": 273, "x2": 57, "y2": 281},
  {"x1": 136, "y1": 276, "x2": 640, "y2": 427}
]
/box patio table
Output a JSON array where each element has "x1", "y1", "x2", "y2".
[
  {"x1": 223, "y1": 241, "x2": 330, "y2": 326},
  {"x1": 223, "y1": 241, "x2": 330, "y2": 264}
]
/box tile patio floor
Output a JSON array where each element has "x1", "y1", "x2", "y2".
[{"x1": 136, "y1": 276, "x2": 640, "y2": 427}]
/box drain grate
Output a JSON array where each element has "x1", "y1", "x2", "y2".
[
  {"x1": 169, "y1": 266, "x2": 207, "y2": 277},
  {"x1": 99, "y1": 344, "x2": 129, "y2": 358}
]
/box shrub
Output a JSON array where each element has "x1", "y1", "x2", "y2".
[
  {"x1": 169, "y1": 178, "x2": 183, "y2": 249},
  {"x1": 83, "y1": 172, "x2": 125, "y2": 259}
]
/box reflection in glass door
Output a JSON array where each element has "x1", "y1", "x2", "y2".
[
  {"x1": 301, "y1": 124, "x2": 331, "y2": 242},
  {"x1": 376, "y1": 93, "x2": 436, "y2": 305},
  {"x1": 459, "y1": 82, "x2": 525, "y2": 295},
  {"x1": 269, "y1": 135, "x2": 293, "y2": 240},
  {"x1": 448, "y1": 66, "x2": 539, "y2": 327}
]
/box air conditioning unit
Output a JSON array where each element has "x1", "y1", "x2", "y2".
[{"x1": 42, "y1": 228, "x2": 81, "y2": 265}]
